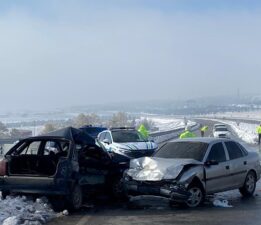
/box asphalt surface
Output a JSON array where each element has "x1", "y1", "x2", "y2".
[{"x1": 48, "y1": 119, "x2": 261, "y2": 225}]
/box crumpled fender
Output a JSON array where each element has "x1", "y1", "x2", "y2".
[{"x1": 178, "y1": 165, "x2": 205, "y2": 189}]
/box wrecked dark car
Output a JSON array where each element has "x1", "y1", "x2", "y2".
[
  {"x1": 0, "y1": 127, "x2": 127, "y2": 210},
  {"x1": 123, "y1": 138, "x2": 261, "y2": 207},
  {"x1": 79, "y1": 125, "x2": 107, "y2": 139}
]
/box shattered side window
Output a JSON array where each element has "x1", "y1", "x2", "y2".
[
  {"x1": 44, "y1": 140, "x2": 69, "y2": 157},
  {"x1": 20, "y1": 141, "x2": 41, "y2": 155},
  {"x1": 154, "y1": 142, "x2": 209, "y2": 161}
]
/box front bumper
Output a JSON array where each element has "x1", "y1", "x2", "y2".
[{"x1": 124, "y1": 180, "x2": 191, "y2": 203}]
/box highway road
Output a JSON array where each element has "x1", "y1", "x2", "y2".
[{"x1": 48, "y1": 119, "x2": 261, "y2": 225}]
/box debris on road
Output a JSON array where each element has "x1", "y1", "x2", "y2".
[
  {"x1": 213, "y1": 199, "x2": 233, "y2": 208},
  {"x1": 62, "y1": 210, "x2": 69, "y2": 216}
]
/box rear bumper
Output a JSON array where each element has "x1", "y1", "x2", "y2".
[{"x1": 124, "y1": 180, "x2": 190, "y2": 202}]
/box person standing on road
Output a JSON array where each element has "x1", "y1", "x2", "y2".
[
  {"x1": 200, "y1": 125, "x2": 208, "y2": 137},
  {"x1": 257, "y1": 124, "x2": 261, "y2": 145},
  {"x1": 179, "y1": 127, "x2": 196, "y2": 139},
  {"x1": 138, "y1": 124, "x2": 149, "y2": 139}
]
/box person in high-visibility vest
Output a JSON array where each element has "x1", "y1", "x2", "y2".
[
  {"x1": 179, "y1": 127, "x2": 196, "y2": 139},
  {"x1": 138, "y1": 124, "x2": 149, "y2": 139},
  {"x1": 257, "y1": 124, "x2": 261, "y2": 145},
  {"x1": 200, "y1": 125, "x2": 209, "y2": 137}
]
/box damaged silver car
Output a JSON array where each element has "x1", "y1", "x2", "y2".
[{"x1": 123, "y1": 138, "x2": 261, "y2": 207}]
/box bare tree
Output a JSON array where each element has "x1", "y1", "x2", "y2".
[
  {"x1": 73, "y1": 113, "x2": 101, "y2": 128},
  {"x1": 136, "y1": 118, "x2": 155, "y2": 131},
  {"x1": 108, "y1": 112, "x2": 131, "y2": 127},
  {"x1": 10, "y1": 129, "x2": 21, "y2": 138},
  {"x1": 41, "y1": 123, "x2": 57, "y2": 134}
]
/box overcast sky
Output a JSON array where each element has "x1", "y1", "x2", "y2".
[{"x1": 0, "y1": 0, "x2": 261, "y2": 111}]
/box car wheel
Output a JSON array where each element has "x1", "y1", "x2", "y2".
[
  {"x1": 49, "y1": 196, "x2": 66, "y2": 212},
  {"x1": 239, "y1": 171, "x2": 256, "y2": 197},
  {"x1": 185, "y1": 183, "x2": 204, "y2": 208},
  {"x1": 68, "y1": 185, "x2": 83, "y2": 211}
]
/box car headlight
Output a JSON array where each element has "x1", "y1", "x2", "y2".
[{"x1": 118, "y1": 148, "x2": 131, "y2": 154}]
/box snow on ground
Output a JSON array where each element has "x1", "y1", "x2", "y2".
[
  {"x1": 0, "y1": 195, "x2": 58, "y2": 225},
  {"x1": 141, "y1": 116, "x2": 196, "y2": 132}
]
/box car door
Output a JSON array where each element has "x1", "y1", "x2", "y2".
[
  {"x1": 78, "y1": 145, "x2": 111, "y2": 187},
  {"x1": 224, "y1": 141, "x2": 248, "y2": 188},
  {"x1": 5, "y1": 140, "x2": 56, "y2": 190},
  {"x1": 204, "y1": 142, "x2": 231, "y2": 193}
]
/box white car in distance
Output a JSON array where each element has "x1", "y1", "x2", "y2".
[{"x1": 213, "y1": 125, "x2": 231, "y2": 138}]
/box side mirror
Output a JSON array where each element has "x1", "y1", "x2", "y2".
[
  {"x1": 103, "y1": 139, "x2": 111, "y2": 145},
  {"x1": 205, "y1": 160, "x2": 219, "y2": 166}
]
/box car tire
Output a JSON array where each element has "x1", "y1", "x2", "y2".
[
  {"x1": 239, "y1": 171, "x2": 256, "y2": 197},
  {"x1": 49, "y1": 196, "x2": 66, "y2": 212},
  {"x1": 68, "y1": 185, "x2": 83, "y2": 211},
  {"x1": 185, "y1": 183, "x2": 204, "y2": 208}
]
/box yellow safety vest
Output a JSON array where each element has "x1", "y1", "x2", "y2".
[{"x1": 257, "y1": 126, "x2": 261, "y2": 134}]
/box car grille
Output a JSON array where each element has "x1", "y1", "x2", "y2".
[{"x1": 218, "y1": 134, "x2": 226, "y2": 137}]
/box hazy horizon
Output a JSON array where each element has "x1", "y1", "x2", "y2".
[{"x1": 1, "y1": 0, "x2": 261, "y2": 112}]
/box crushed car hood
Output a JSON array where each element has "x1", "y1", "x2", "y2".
[
  {"x1": 115, "y1": 142, "x2": 157, "y2": 151},
  {"x1": 127, "y1": 157, "x2": 202, "y2": 181}
]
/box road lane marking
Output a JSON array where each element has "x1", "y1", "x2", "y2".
[{"x1": 76, "y1": 215, "x2": 92, "y2": 225}]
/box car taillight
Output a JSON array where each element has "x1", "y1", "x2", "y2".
[{"x1": 0, "y1": 159, "x2": 7, "y2": 176}]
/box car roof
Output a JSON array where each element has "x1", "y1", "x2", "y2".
[
  {"x1": 80, "y1": 125, "x2": 106, "y2": 129},
  {"x1": 214, "y1": 124, "x2": 226, "y2": 126},
  {"x1": 170, "y1": 137, "x2": 231, "y2": 144}
]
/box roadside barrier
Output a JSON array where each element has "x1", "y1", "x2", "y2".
[{"x1": 150, "y1": 123, "x2": 200, "y2": 144}]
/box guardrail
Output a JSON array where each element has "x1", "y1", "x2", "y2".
[{"x1": 150, "y1": 123, "x2": 200, "y2": 144}]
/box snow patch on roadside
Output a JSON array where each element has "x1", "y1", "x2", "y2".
[
  {"x1": 0, "y1": 195, "x2": 56, "y2": 225},
  {"x1": 223, "y1": 121, "x2": 257, "y2": 144}
]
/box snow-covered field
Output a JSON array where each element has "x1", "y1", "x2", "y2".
[
  {"x1": 144, "y1": 116, "x2": 197, "y2": 143},
  {"x1": 143, "y1": 116, "x2": 196, "y2": 133}
]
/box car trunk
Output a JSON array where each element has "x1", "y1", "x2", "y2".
[{"x1": 7, "y1": 155, "x2": 58, "y2": 177}]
